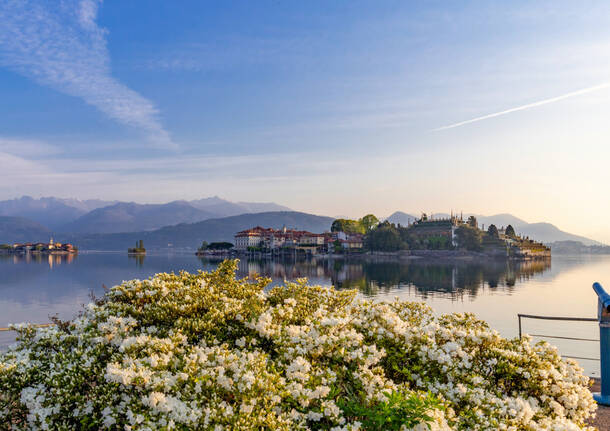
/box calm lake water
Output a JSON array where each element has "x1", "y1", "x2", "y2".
[{"x1": 1, "y1": 252, "x2": 608, "y2": 376}]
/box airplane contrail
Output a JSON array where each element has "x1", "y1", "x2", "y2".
[{"x1": 433, "y1": 82, "x2": 610, "y2": 131}]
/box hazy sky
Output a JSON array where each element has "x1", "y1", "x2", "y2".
[{"x1": 1, "y1": 1, "x2": 610, "y2": 242}]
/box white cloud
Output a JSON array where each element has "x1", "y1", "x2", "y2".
[{"x1": 0, "y1": 0, "x2": 175, "y2": 149}]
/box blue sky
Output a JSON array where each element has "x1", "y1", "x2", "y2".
[{"x1": 2, "y1": 1, "x2": 610, "y2": 242}]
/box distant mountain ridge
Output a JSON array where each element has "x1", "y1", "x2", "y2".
[
  {"x1": 0, "y1": 216, "x2": 52, "y2": 243},
  {"x1": 0, "y1": 196, "x2": 115, "y2": 230},
  {"x1": 66, "y1": 211, "x2": 334, "y2": 250},
  {"x1": 60, "y1": 201, "x2": 218, "y2": 234},
  {"x1": 0, "y1": 196, "x2": 293, "y2": 235},
  {"x1": 0, "y1": 197, "x2": 604, "y2": 248},
  {"x1": 189, "y1": 196, "x2": 290, "y2": 216}
]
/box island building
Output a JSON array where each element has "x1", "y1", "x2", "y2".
[
  {"x1": 10, "y1": 238, "x2": 76, "y2": 254},
  {"x1": 406, "y1": 215, "x2": 462, "y2": 247},
  {"x1": 234, "y1": 226, "x2": 363, "y2": 253}
]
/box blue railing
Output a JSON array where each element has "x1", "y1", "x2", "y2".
[{"x1": 592, "y1": 282, "x2": 610, "y2": 405}]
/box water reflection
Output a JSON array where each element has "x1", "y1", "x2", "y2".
[
  {"x1": 0, "y1": 252, "x2": 77, "y2": 267},
  {"x1": 128, "y1": 254, "x2": 146, "y2": 267},
  {"x1": 211, "y1": 257, "x2": 552, "y2": 299}
]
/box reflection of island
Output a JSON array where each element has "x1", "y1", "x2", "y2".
[
  {"x1": 128, "y1": 254, "x2": 145, "y2": 267},
  {"x1": 1, "y1": 251, "x2": 77, "y2": 268},
  {"x1": 198, "y1": 256, "x2": 552, "y2": 300},
  {"x1": 332, "y1": 259, "x2": 552, "y2": 298}
]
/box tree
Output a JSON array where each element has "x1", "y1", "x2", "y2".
[
  {"x1": 364, "y1": 224, "x2": 405, "y2": 251},
  {"x1": 505, "y1": 225, "x2": 516, "y2": 238},
  {"x1": 455, "y1": 225, "x2": 482, "y2": 251},
  {"x1": 331, "y1": 218, "x2": 365, "y2": 234},
  {"x1": 200, "y1": 241, "x2": 209, "y2": 250},
  {"x1": 420, "y1": 213, "x2": 428, "y2": 221},
  {"x1": 359, "y1": 214, "x2": 379, "y2": 232},
  {"x1": 467, "y1": 216, "x2": 478, "y2": 228},
  {"x1": 487, "y1": 224, "x2": 499, "y2": 239},
  {"x1": 207, "y1": 242, "x2": 233, "y2": 250}
]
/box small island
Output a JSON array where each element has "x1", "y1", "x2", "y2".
[
  {"x1": 127, "y1": 239, "x2": 146, "y2": 255},
  {"x1": 0, "y1": 238, "x2": 77, "y2": 255},
  {"x1": 195, "y1": 241, "x2": 234, "y2": 257},
  {"x1": 228, "y1": 213, "x2": 550, "y2": 261}
]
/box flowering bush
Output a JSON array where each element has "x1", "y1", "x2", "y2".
[{"x1": 0, "y1": 260, "x2": 596, "y2": 430}]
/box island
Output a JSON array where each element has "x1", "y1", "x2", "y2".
[
  {"x1": 195, "y1": 241, "x2": 235, "y2": 257},
  {"x1": 0, "y1": 238, "x2": 77, "y2": 255},
  {"x1": 226, "y1": 213, "x2": 550, "y2": 261},
  {"x1": 127, "y1": 239, "x2": 146, "y2": 255}
]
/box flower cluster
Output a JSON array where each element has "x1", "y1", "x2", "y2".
[{"x1": 0, "y1": 260, "x2": 596, "y2": 430}]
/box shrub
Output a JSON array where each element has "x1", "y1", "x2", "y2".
[{"x1": 0, "y1": 260, "x2": 596, "y2": 430}]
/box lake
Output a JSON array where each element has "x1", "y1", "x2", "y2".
[{"x1": 1, "y1": 252, "x2": 607, "y2": 376}]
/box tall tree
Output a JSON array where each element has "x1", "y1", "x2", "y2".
[
  {"x1": 456, "y1": 225, "x2": 482, "y2": 251},
  {"x1": 364, "y1": 224, "x2": 404, "y2": 251},
  {"x1": 331, "y1": 219, "x2": 365, "y2": 234},
  {"x1": 505, "y1": 225, "x2": 516, "y2": 238},
  {"x1": 487, "y1": 224, "x2": 499, "y2": 238},
  {"x1": 359, "y1": 214, "x2": 379, "y2": 232},
  {"x1": 467, "y1": 215, "x2": 478, "y2": 228}
]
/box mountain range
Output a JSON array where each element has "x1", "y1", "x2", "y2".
[
  {"x1": 0, "y1": 216, "x2": 52, "y2": 244},
  {"x1": 0, "y1": 196, "x2": 603, "y2": 249},
  {"x1": 0, "y1": 196, "x2": 291, "y2": 235},
  {"x1": 63, "y1": 211, "x2": 334, "y2": 250}
]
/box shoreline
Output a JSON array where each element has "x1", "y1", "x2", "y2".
[{"x1": 233, "y1": 249, "x2": 551, "y2": 262}]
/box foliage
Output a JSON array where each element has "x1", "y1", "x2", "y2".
[
  {"x1": 424, "y1": 235, "x2": 451, "y2": 250},
  {"x1": 359, "y1": 214, "x2": 380, "y2": 233},
  {"x1": 364, "y1": 222, "x2": 406, "y2": 252},
  {"x1": 206, "y1": 242, "x2": 234, "y2": 250},
  {"x1": 332, "y1": 214, "x2": 380, "y2": 235},
  {"x1": 199, "y1": 241, "x2": 209, "y2": 250},
  {"x1": 338, "y1": 390, "x2": 442, "y2": 431},
  {"x1": 455, "y1": 225, "x2": 482, "y2": 251},
  {"x1": 0, "y1": 261, "x2": 596, "y2": 430},
  {"x1": 487, "y1": 224, "x2": 499, "y2": 239},
  {"x1": 331, "y1": 219, "x2": 365, "y2": 235},
  {"x1": 467, "y1": 216, "x2": 477, "y2": 228},
  {"x1": 505, "y1": 225, "x2": 516, "y2": 238}
]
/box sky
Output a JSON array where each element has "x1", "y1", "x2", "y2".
[{"x1": 1, "y1": 1, "x2": 610, "y2": 242}]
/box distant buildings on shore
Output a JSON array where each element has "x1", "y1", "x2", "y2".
[
  {"x1": 234, "y1": 226, "x2": 363, "y2": 253},
  {"x1": 4, "y1": 238, "x2": 77, "y2": 254}
]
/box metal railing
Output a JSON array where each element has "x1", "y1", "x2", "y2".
[
  {"x1": 517, "y1": 313, "x2": 598, "y2": 362},
  {"x1": 593, "y1": 282, "x2": 610, "y2": 405},
  {"x1": 519, "y1": 283, "x2": 610, "y2": 405}
]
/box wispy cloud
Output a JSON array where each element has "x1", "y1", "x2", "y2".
[
  {"x1": 433, "y1": 82, "x2": 610, "y2": 131},
  {"x1": 0, "y1": 0, "x2": 175, "y2": 149},
  {"x1": 0, "y1": 137, "x2": 61, "y2": 158}
]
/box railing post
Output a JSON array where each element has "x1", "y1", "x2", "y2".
[
  {"x1": 593, "y1": 282, "x2": 610, "y2": 405},
  {"x1": 518, "y1": 314, "x2": 522, "y2": 339}
]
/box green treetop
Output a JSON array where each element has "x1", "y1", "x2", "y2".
[
  {"x1": 467, "y1": 215, "x2": 478, "y2": 228},
  {"x1": 487, "y1": 224, "x2": 499, "y2": 239},
  {"x1": 359, "y1": 214, "x2": 380, "y2": 232}
]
